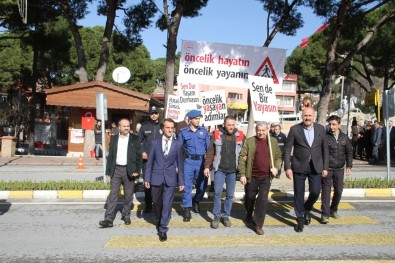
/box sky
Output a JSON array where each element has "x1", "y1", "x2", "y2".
[{"x1": 80, "y1": 0, "x2": 327, "y2": 60}]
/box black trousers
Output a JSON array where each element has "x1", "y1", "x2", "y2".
[
  {"x1": 142, "y1": 160, "x2": 153, "y2": 209},
  {"x1": 293, "y1": 162, "x2": 321, "y2": 223},
  {"x1": 244, "y1": 176, "x2": 271, "y2": 228},
  {"x1": 105, "y1": 166, "x2": 135, "y2": 221},
  {"x1": 321, "y1": 169, "x2": 344, "y2": 216}
]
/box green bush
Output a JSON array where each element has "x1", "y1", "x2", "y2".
[
  {"x1": 344, "y1": 178, "x2": 395, "y2": 188},
  {"x1": 0, "y1": 180, "x2": 111, "y2": 191},
  {"x1": 0, "y1": 178, "x2": 394, "y2": 191}
]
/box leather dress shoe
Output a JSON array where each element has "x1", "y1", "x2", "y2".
[
  {"x1": 159, "y1": 232, "x2": 167, "y2": 242},
  {"x1": 254, "y1": 226, "x2": 264, "y2": 235},
  {"x1": 192, "y1": 201, "x2": 200, "y2": 213},
  {"x1": 304, "y1": 211, "x2": 312, "y2": 225},
  {"x1": 99, "y1": 219, "x2": 113, "y2": 228},
  {"x1": 294, "y1": 221, "x2": 304, "y2": 233},
  {"x1": 121, "y1": 216, "x2": 131, "y2": 225},
  {"x1": 321, "y1": 215, "x2": 329, "y2": 224},
  {"x1": 183, "y1": 208, "x2": 191, "y2": 222}
]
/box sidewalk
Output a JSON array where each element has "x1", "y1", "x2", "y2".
[{"x1": 0, "y1": 155, "x2": 394, "y2": 200}]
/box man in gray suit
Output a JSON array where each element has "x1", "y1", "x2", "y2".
[{"x1": 284, "y1": 107, "x2": 329, "y2": 233}]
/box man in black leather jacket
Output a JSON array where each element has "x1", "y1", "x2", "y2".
[{"x1": 321, "y1": 115, "x2": 353, "y2": 224}]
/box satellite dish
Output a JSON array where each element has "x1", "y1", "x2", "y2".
[{"x1": 112, "y1": 66, "x2": 131, "y2": 84}]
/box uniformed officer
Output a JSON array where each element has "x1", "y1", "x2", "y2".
[
  {"x1": 178, "y1": 109, "x2": 210, "y2": 222},
  {"x1": 139, "y1": 106, "x2": 161, "y2": 213}
]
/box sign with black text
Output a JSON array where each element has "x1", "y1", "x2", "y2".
[{"x1": 248, "y1": 75, "x2": 280, "y2": 123}]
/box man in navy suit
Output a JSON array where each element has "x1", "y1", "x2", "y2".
[
  {"x1": 284, "y1": 107, "x2": 329, "y2": 233},
  {"x1": 144, "y1": 118, "x2": 185, "y2": 242}
]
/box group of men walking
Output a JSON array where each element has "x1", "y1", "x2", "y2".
[{"x1": 98, "y1": 105, "x2": 353, "y2": 241}]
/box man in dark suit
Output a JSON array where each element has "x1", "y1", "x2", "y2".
[
  {"x1": 99, "y1": 119, "x2": 142, "y2": 228},
  {"x1": 144, "y1": 118, "x2": 185, "y2": 242},
  {"x1": 284, "y1": 107, "x2": 329, "y2": 233}
]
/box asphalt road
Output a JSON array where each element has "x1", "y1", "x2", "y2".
[
  {"x1": 0, "y1": 200, "x2": 394, "y2": 262},
  {"x1": 0, "y1": 163, "x2": 393, "y2": 182}
]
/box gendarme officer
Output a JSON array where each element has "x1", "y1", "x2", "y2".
[{"x1": 178, "y1": 110, "x2": 210, "y2": 222}]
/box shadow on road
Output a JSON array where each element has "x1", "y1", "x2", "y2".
[
  {"x1": 0, "y1": 199, "x2": 12, "y2": 215},
  {"x1": 0, "y1": 156, "x2": 23, "y2": 167}
]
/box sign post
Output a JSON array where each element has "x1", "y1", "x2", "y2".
[{"x1": 96, "y1": 92, "x2": 108, "y2": 183}]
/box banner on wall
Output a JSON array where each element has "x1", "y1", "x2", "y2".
[
  {"x1": 70, "y1": 129, "x2": 85, "y2": 144},
  {"x1": 200, "y1": 90, "x2": 227, "y2": 126},
  {"x1": 179, "y1": 40, "x2": 286, "y2": 88},
  {"x1": 248, "y1": 75, "x2": 280, "y2": 123}
]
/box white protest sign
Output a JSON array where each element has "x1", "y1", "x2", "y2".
[
  {"x1": 248, "y1": 75, "x2": 280, "y2": 123},
  {"x1": 177, "y1": 77, "x2": 201, "y2": 106},
  {"x1": 179, "y1": 40, "x2": 286, "y2": 88},
  {"x1": 165, "y1": 95, "x2": 183, "y2": 122},
  {"x1": 201, "y1": 90, "x2": 227, "y2": 126}
]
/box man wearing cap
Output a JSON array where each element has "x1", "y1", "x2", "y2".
[
  {"x1": 139, "y1": 106, "x2": 162, "y2": 213},
  {"x1": 178, "y1": 109, "x2": 210, "y2": 222}
]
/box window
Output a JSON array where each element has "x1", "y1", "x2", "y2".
[
  {"x1": 277, "y1": 97, "x2": 294, "y2": 107},
  {"x1": 228, "y1": 92, "x2": 243, "y2": 100},
  {"x1": 282, "y1": 82, "x2": 294, "y2": 91}
]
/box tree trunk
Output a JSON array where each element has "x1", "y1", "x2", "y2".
[
  {"x1": 317, "y1": 1, "x2": 395, "y2": 124},
  {"x1": 316, "y1": 0, "x2": 350, "y2": 125},
  {"x1": 163, "y1": 0, "x2": 184, "y2": 110},
  {"x1": 28, "y1": 30, "x2": 39, "y2": 155},
  {"x1": 59, "y1": 0, "x2": 88, "y2": 83},
  {"x1": 95, "y1": 0, "x2": 117, "y2": 81}
]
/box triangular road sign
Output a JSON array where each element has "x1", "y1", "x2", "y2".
[{"x1": 254, "y1": 57, "x2": 279, "y2": 84}]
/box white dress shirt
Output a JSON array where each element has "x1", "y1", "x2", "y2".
[{"x1": 116, "y1": 133, "x2": 129, "y2": 165}]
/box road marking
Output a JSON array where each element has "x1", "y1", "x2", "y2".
[
  {"x1": 105, "y1": 233, "x2": 395, "y2": 248},
  {"x1": 119, "y1": 216, "x2": 377, "y2": 228},
  {"x1": 128, "y1": 202, "x2": 356, "y2": 212},
  {"x1": 6, "y1": 200, "x2": 395, "y2": 205},
  {"x1": 365, "y1": 188, "x2": 393, "y2": 197}
]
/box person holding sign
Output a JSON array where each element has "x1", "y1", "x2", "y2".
[
  {"x1": 203, "y1": 116, "x2": 245, "y2": 229},
  {"x1": 178, "y1": 110, "x2": 210, "y2": 222},
  {"x1": 238, "y1": 122, "x2": 282, "y2": 235},
  {"x1": 284, "y1": 107, "x2": 329, "y2": 233}
]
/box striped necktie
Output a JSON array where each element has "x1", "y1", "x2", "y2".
[{"x1": 163, "y1": 139, "x2": 169, "y2": 157}]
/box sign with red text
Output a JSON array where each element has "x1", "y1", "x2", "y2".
[
  {"x1": 179, "y1": 40, "x2": 286, "y2": 88},
  {"x1": 177, "y1": 77, "x2": 201, "y2": 105},
  {"x1": 200, "y1": 90, "x2": 227, "y2": 126},
  {"x1": 248, "y1": 75, "x2": 280, "y2": 123},
  {"x1": 165, "y1": 95, "x2": 184, "y2": 122}
]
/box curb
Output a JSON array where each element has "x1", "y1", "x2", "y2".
[{"x1": 1, "y1": 188, "x2": 394, "y2": 200}]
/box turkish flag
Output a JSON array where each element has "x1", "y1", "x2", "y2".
[
  {"x1": 81, "y1": 109, "x2": 96, "y2": 130},
  {"x1": 300, "y1": 38, "x2": 309, "y2": 48}
]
